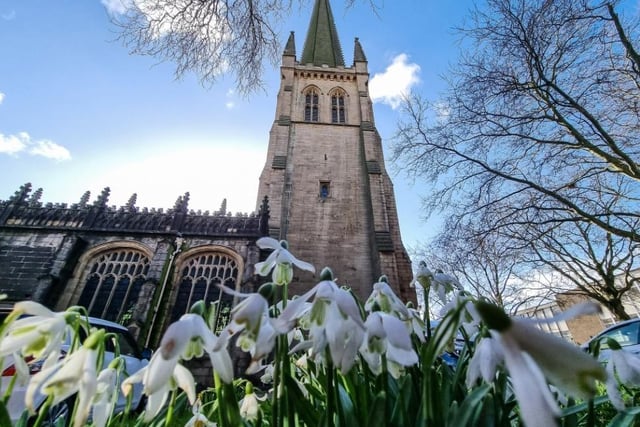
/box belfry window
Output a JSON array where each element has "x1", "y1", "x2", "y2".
[
  {"x1": 305, "y1": 89, "x2": 319, "y2": 122},
  {"x1": 77, "y1": 249, "x2": 150, "y2": 324},
  {"x1": 170, "y1": 252, "x2": 239, "y2": 332},
  {"x1": 331, "y1": 92, "x2": 346, "y2": 123}
]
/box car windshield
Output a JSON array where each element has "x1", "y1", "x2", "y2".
[{"x1": 597, "y1": 320, "x2": 640, "y2": 349}]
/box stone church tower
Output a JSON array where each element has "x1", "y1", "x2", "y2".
[{"x1": 257, "y1": 0, "x2": 415, "y2": 302}]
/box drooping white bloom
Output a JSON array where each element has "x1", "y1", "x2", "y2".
[
  {"x1": 122, "y1": 355, "x2": 196, "y2": 421},
  {"x1": 239, "y1": 383, "x2": 266, "y2": 422},
  {"x1": 254, "y1": 237, "x2": 315, "y2": 285},
  {"x1": 604, "y1": 341, "x2": 640, "y2": 410},
  {"x1": 153, "y1": 313, "x2": 233, "y2": 386},
  {"x1": 92, "y1": 364, "x2": 120, "y2": 427},
  {"x1": 432, "y1": 271, "x2": 463, "y2": 304},
  {"x1": 360, "y1": 311, "x2": 418, "y2": 377},
  {"x1": 365, "y1": 279, "x2": 410, "y2": 319},
  {"x1": 27, "y1": 331, "x2": 103, "y2": 427},
  {"x1": 498, "y1": 333, "x2": 561, "y2": 427},
  {"x1": 280, "y1": 278, "x2": 365, "y2": 373},
  {"x1": 185, "y1": 399, "x2": 216, "y2": 427},
  {"x1": 0, "y1": 301, "x2": 73, "y2": 361},
  {"x1": 221, "y1": 291, "x2": 276, "y2": 374},
  {"x1": 475, "y1": 301, "x2": 606, "y2": 427},
  {"x1": 466, "y1": 336, "x2": 503, "y2": 387}
]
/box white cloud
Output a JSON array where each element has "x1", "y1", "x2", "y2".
[
  {"x1": 369, "y1": 54, "x2": 421, "y2": 109},
  {"x1": 0, "y1": 92, "x2": 5, "y2": 105},
  {"x1": 29, "y1": 140, "x2": 72, "y2": 161},
  {"x1": 0, "y1": 132, "x2": 71, "y2": 161},
  {"x1": 101, "y1": 0, "x2": 133, "y2": 15},
  {"x1": 0, "y1": 133, "x2": 27, "y2": 155}
]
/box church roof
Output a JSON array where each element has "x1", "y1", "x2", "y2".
[{"x1": 300, "y1": 0, "x2": 345, "y2": 67}]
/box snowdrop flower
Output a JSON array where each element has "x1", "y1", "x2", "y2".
[
  {"x1": 440, "y1": 291, "x2": 480, "y2": 337},
  {"x1": 466, "y1": 336, "x2": 503, "y2": 387},
  {"x1": 0, "y1": 301, "x2": 74, "y2": 361},
  {"x1": 432, "y1": 270, "x2": 463, "y2": 304},
  {"x1": 279, "y1": 270, "x2": 365, "y2": 373},
  {"x1": 185, "y1": 398, "x2": 216, "y2": 427},
  {"x1": 254, "y1": 237, "x2": 315, "y2": 285},
  {"x1": 259, "y1": 363, "x2": 275, "y2": 384},
  {"x1": 26, "y1": 330, "x2": 104, "y2": 427},
  {"x1": 154, "y1": 313, "x2": 233, "y2": 386},
  {"x1": 219, "y1": 290, "x2": 276, "y2": 374},
  {"x1": 92, "y1": 359, "x2": 122, "y2": 427},
  {"x1": 475, "y1": 301, "x2": 606, "y2": 427},
  {"x1": 413, "y1": 261, "x2": 433, "y2": 289},
  {"x1": 122, "y1": 354, "x2": 196, "y2": 421},
  {"x1": 360, "y1": 311, "x2": 418, "y2": 377},
  {"x1": 604, "y1": 339, "x2": 640, "y2": 410},
  {"x1": 365, "y1": 278, "x2": 410, "y2": 319},
  {"x1": 239, "y1": 382, "x2": 266, "y2": 422}
]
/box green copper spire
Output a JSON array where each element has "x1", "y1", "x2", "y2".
[{"x1": 301, "y1": 0, "x2": 345, "y2": 67}]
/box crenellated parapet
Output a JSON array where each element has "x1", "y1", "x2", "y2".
[{"x1": 0, "y1": 183, "x2": 270, "y2": 238}]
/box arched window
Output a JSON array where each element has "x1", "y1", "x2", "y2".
[
  {"x1": 170, "y1": 252, "x2": 239, "y2": 331},
  {"x1": 304, "y1": 88, "x2": 319, "y2": 122},
  {"x1": 331, "y1": 90, "x2": 346, "y2": 123},
  {"x1": 77, "y1": 249, "x2": 150, "y2": 323}
]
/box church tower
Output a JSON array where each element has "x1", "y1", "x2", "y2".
[{"x1": 257, "y1": 0, "x2": 414, "y2": 302}]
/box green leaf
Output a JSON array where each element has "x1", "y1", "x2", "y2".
[
  {"x1": 607, "y1": 407, "x2": 640, "y2": 427},
  {"x1": 448, "y1": 384, "x2": 491, "y2": 427}
]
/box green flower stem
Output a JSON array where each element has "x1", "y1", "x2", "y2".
[
  {"x1": 325, "y1": 352, "x2": 336, "y2": 427},
  {"x1": 214, "y1": 371, "x2": 228, "y2": 427},
  {"x1": 164, "y1": 388, "x2": 177, "y2": 427},
  {"x1": 31, "y1": 395, "x2": 53, "y2": 427},
  {"x1": 423, "y1": 286, "x2": 431, "y2": 341}
]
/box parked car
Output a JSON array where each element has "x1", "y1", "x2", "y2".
[
  {"x1": 0, "y1": 316, "x2": 151, "y2": 426},
  {"x1": 581, "y1": 318, "x2": 640, "y2": 361}
]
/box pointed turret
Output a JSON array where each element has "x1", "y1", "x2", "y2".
[
  {"x1": 283, "y1": 31, "x2": 296, "y2": 57},
  {"x1": 353, "y1": 37, "x2": 367, "y2": 63},
  {"x1": 301, "y1": 0, "x2": 344, "y2": 67}
]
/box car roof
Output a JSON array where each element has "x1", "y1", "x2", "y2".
[{"x1": 583, "y1": 317, "x2": 640, "y2": 347}]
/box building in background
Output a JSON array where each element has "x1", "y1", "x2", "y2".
[
  {"x1": 516, "y1": 274, "x2": 640, "y2": 344},
  {"x1": 257, "y1": 0, "x2": 414, "y2": 302}
]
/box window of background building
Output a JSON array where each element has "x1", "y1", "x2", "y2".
[
  {"x1": 77, "y1": 249, "x2": 150, "y2": 324},
  {"x1": 331, "y1": 92, "x2": 346, "y2": 123},
  {"x1": 171, "y1": 252, "x2": 238, "y2": 332},
  {"x1": 305, "y1": 89, "x2": 319, "y2": 122}
]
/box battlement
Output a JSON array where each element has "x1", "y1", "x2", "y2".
[{"x1": 0, "y1": 183, "x2": 270, "y2": 238}]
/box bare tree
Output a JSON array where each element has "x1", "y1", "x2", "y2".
[
  {"x1": 393, "y1": 0, "x2": 640, "y2": 242},
  {"x1": 107, "y1": 0, "x2": 372, "y2": 94},
  {"x1": 512, "y1": 208, "x2": 640, "y2": 320},
  {"x1": 417, "y1": 216, "x2": 551, "y2": 315}
]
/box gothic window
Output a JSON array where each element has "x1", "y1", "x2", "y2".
[
  {"x1": 331, "y1": 91, "x2": 346, "y2": 123},
  {"x1": 304, "y1": 89, "x2": 319, "y2": 122},
  {"x1": 171, "y1": 252, "x2": 239, "y2": 332},
  {"x1": 77, "y1": 249, "x2": 150, "y2": 323}
]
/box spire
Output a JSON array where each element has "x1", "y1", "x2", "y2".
[
  {"x1": 353, "y1": 37, "x2": 367, "y2": 63},
  {"x1": 301, "y1": 0, "x2": 345, "y2": 67},
  {"x1": 283, "y1": 31, "x2": 296, "y2": 57}
]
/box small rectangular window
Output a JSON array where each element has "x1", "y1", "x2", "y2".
[{"x1": 319, "y1": 181, "x2": 330, "y2": 199}]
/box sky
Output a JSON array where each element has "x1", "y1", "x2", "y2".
[{"x1": 0, "y1": 0, "x2": 476, "y2": 251}]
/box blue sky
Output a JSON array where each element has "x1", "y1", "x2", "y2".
[{"x1": 0, "y1": 0, "x2": 474, "y2": 250}]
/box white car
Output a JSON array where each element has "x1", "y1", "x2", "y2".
[
  {"x1": 0, "y1": 316, "x2": 151, "y2": 426},
  {"x1": 581, "y1": 318, "x2": 640, "y2": 361}
]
